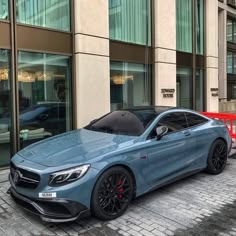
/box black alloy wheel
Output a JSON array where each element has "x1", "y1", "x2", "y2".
[
  {"x1": 91, "y1": 166, "x2": 134, "y2": 220},
  {"x1": 206, "y1": 139, "x2": 228, "y2": 175}
]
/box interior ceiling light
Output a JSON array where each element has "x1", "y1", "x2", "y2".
[
  {"x1": 111, "y1": 75, "x2": 133, "y2": 85},
  {"x1": 0, "y1": 68, "x2": 8, "y2": 81},
  {"x1": 36, "y1": 71, "x2": 53, "y2": 81},
  {"x1": 18, "y1": 71, "x2": 36, "y2": 83}
]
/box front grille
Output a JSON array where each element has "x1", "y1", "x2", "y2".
[{"x1": 10, "y1": 162, "x2": 40, "y2": 189}]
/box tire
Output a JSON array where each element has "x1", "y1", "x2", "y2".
[
  {"x1": 205, "y1": 139, "x2": 228, "y2": 175},
  {"x1": 91, "y1": 166, "x2": 134, "y2": 221}
]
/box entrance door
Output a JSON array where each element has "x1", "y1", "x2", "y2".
[{"x1": 0, "y1": 50, "x2": 11, "y2": 167}]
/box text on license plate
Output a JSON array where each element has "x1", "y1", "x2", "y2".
[{"x1": 39, "y1": 192, "x2": 57, "y2": 198}]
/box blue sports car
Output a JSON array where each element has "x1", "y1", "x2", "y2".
[{"x1": 8, "y1": 107, "x2": 231, "y2": 222}]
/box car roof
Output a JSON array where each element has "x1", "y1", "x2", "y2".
[{"x1": 122, "y1": 106, "x2": 175, "y2": 115}]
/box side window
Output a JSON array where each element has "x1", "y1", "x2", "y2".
[
  {"x1": 148, "y1": 112, "x2": 187, "y2": 139},
  {"x1": 185, "y1": 112, "x2": 208, "y2": 127}
]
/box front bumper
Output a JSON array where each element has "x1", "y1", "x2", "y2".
[{"x1": 9, "y1": 187, "x2": 90, "y2": 222}]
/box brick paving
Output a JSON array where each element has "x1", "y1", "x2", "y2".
[{"x1": 0, "y1": 158, "x2": 236, "y2": 236}]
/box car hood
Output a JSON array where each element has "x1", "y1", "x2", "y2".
[{"x1": 18, "y1": 128, "x2": 138, "y2": 167}]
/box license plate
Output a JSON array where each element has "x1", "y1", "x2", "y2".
[{"x1": 39, "y1": 192, "x2": 56, "y2": 198}]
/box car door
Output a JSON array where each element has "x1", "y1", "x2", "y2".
[
  {"x1": 144, "y1": 112, "x2": 196, "y2": 189},
  {"x1": 184, "y1": 112, "x2": 210, "y2": 169}
]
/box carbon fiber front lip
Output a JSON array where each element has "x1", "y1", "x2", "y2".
[{"x1": 8, "y1": 185, "x2": 90, "y2": 222}]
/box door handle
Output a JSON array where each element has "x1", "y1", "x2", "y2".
[{"x1": 183, "y1": 130, "x2": 191, "y2": 136}]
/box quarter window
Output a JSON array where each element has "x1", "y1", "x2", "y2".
[{"x1": 185, "y1": 112, "x2": 208, "y2": 127}]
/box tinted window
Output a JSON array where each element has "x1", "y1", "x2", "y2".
[
  {"x1": 149, "y1": 112, "x2": 188, "y2": 139},
  {"x1": 185, "y1": 112, "x2": 208, "y2": 127},
  {"x1": 158, "y1": 112, "x2": 188, "y2": 132},
  {"x1": 85, "y1": 110, "x2": 154, "y2": 136}
]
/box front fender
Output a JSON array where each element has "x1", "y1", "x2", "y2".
[{"x1": 91, "y1": 154, "x2": 148, "y2": 197}]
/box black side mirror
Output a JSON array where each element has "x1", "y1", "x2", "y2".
[{"x1": 156, "y1": 126, "x2": 168, "y2": 140}]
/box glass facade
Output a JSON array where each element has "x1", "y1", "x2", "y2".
[
  {"x1": 0, "y1": 49, "x2": 11, "y2": 167},
  {"x1": 196, "y1": 0, "x2": 204, "y2": 55},
  {"x1": 227, "y1": 51, "x2": 233, "y2": 74},
  {"x1": 227, "y1": 19, "x2": 233, "y2": 42},
  {"x1": 16, "y1": 0, "x2": 70, "y2": 31},
  {"x1": 176, "y1": 0, "x2": 204, "y2": 54},
  {"x1": 195, "y1": 69, "x2": 204, "y2": 111},
  {"x1": 176, "y1": 0, "x2": 192, "y2": 53},
  {"x1": 17, "y1": 51, "x2": 72, "y2": 148},
  {"x1": 109, "y1": 0, "x2": 151, "y2": 46},
  {"x1": 0, "y1": 0, "x2": 8, "y2": 20},
  {"x1": 176, "y1": 68, "x2": 193, "y2": 109},
  {"x1": 110, "y1": 61, "x2": 152, "y2": 111},
  {"x1": 0, "y1": 1, "x2": 73, "y2": 168},
  {"x1": 227, "y1": 18, "x2": 236, "y2": 43}
]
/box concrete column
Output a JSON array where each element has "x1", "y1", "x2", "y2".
[
  {"x1": 74, "y1": 0, "x2": 110, "y2": 128},
  {"x1": 205, "y1": 0, "x2": 219, "y2": 112},
  {"x1": 218, "y1": 9, "x2": 227, "y2": 101},
  {"x1": 154, "y1": 0, "x2": 176, "y2": 107}
]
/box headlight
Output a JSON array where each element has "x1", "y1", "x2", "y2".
[{"x1": 49, "y1": 164, "x2": 90, "y2": 186}]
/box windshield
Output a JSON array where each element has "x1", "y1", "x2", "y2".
[{"x1": 85, "y1": 110, "x2": 157, "y2": 136}]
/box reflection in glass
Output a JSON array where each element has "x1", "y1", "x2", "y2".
[
  {"x1": 17, "y1": 0, "x2": 70, "y2": 31},
  {"x1": 227, "y1": 51, "x2": 233, "y2": 74},
  {"x1": 176, "y1": 0, "x2": 192, "y2": 53},
  {"x1": 196, "y1": 69, "x2": 204, "y2": 111},
  {"x1": 0, "y1": 50, "x2": 11, "y2": 167},
  {"x1": 176, "y1": 68, "x2": 192, "y2": 109},
  {"x1": 227, "y1": 19, "x2": 233, "y2": 42},
  {"x1": 196, "y1": 0, "x2": 204, "y2": 55},
  {"x1": 18, "y1": 51, "x2": 72, "y2": 148},
  {"x1": 0, "y1": 0, "x2": 8, "y2": 20},
  {"x1": 109, "y1": 0, "x2": 151, "y2": 46},
  {"x1": 110, "y1": 61, "x2": 152, "y2": 111},
  {"x1": 232, "y1": 85, "x2": 236, "y2": 99}
]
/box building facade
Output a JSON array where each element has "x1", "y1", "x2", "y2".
[{"x1": 0, "y1": 0, "x2": 231, "y2": 168}]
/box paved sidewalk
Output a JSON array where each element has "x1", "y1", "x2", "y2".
[{"x1": 0, "y1": 159, "x2": 236, "y2": 236}]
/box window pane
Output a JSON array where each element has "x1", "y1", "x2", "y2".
[
  {"x1": 196, "y1": 0, "x2": 204, "y2": 55},
  {"x1": 195, "y1": 69, "x2": 204, "y2": 111},
  {"x1": 176, "y1": 0, "x2": 192, "y2": 53},
  {"x1": 227, "y1": 51, "x2": 233, "y2": 74},
  {"x1": 233, "y1": 53, "x2": 236, "y2": 74},
  {"x1": 0, "y1": 0, "x2": 8, "y2": 20},
  {"x1": 227, "y1": 19, "x2": 233, "y2": 42},
  {"x1": 176, "y1": 68, "x2": 192, "y2": 109},
  {"x1": 110, "y1": 61, "x2": 152, "y2": 111},
  {"x1": 16, "y1": 0, "x2": 70, "y2": 31},
  {"x1": 158, "y1": 112, "x2": 188, "y2": 133},
  {"x1": 234, "y1": 21, "x2": 236, "y2": 44},
  {"x1": 109, "y1": 0, "x2": 151, "y2": 46},
  {"x1": 0, "y1": 49, "x2": 11, "y2": 167},
  {"x1": 185, "y1": 112, "x2": 207, "y2": 127},
  {"x1": 18, "y1": 51, "x2": 72, "y2": 148},
  {"x1": 232, "y1": 85, "x2": 236, "y2": 99}
]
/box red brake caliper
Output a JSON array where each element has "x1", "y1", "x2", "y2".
[{"x1": 117, "y1": 179, "x2": 123, "y2": 199}]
